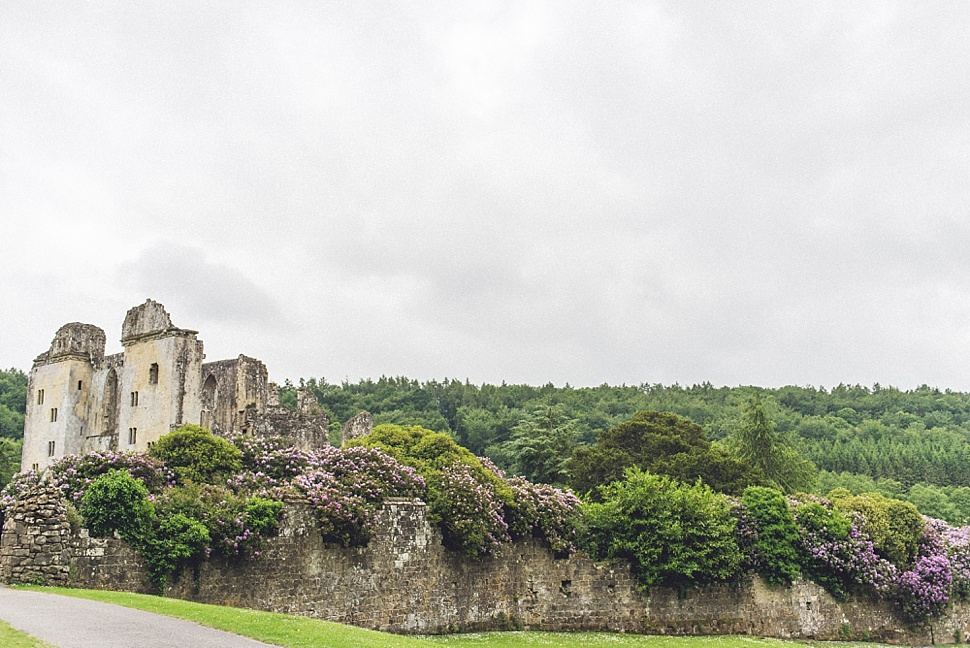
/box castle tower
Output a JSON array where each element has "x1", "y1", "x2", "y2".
[
  {"x1": 113, "y1": 300, "x2": 204, "y2": 452},
  {"x1": 21, "y1": 323, "x2": 105, "y2": 471}
]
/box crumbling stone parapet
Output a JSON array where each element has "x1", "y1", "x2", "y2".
[
  {"x1": 342, "y1": 411, "x2": 373, "y2": 445},
  {"x1": 0, "y1": 482, "x2": 71, "y2": 586}
]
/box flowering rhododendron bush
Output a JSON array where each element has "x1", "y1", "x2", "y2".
[
  {"x1": 293, "y1": 445, "x2": 425, "y2": 547},
  {"x1": 349, "y1": 424, "x2": 584, "y2": 557},
  {"x1": 1, "y1": 450, "x2": 175, "y2": 510}
]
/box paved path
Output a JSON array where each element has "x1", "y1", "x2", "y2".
[{"x1": 0, "y1": 585, "x2": 279, "y2": 648}]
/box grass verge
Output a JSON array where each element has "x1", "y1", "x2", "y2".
[
  {"x1": 0, "y1": 620, "x2": 57, "y2": 648},
  {"x1": 20, "y1": 586, "x2": 436, "y2": 648},
  {"x1": 18, "y1": 587, "x2": 894, "y2": 648}
]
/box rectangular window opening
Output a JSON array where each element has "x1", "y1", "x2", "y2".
[
  {"x1": 31, "y1": 463, "x2": 39, "y2": 472},
  {"x1": 47, "y1": 440, "x2": 55, "y2": 457},
  {"x1": 128, "y1": 428, "x2": 137, "y2": 445},
  {"x1": 50, "y1": 407, "x2": 58, "y2": 422},
  {"x1": 149, "y1": 363, "x2": 159, "y2": 385},
  {"x1": 77, "y1": 380, "x2": 82, "y2": 391},
  {"x1": 37, "y1": 389, "x2": 45, "y2": 405},
  {"x1": 131, "y1": 391, "x2": 139, "y2": 407}
]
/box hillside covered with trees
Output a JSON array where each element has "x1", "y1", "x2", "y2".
[{"x1": 286, "y1": 376, "x2": 970, "y2": 523}]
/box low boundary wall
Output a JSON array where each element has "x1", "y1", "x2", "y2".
[{"x1": 3, "y1": 484, "x2": 968, "y2": 644}]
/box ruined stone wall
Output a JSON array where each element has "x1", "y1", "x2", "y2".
[
  {"x1": 5, "y1": 490, "x2": 969, "y2": 644},
  {"x1": 0, "y1": 483, "x2": 72, "y2": 585}
]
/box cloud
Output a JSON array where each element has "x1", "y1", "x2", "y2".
[
  {"x1": 2, "y1": 2, "x2": 970, "y2": 389},
  {"x1": 117, "y1": 242, "x2": 290, "y2": 332}
]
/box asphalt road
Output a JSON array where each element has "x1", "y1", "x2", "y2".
[{"x1": 0, "y1": 585, "x2": 279, "y2": 648}]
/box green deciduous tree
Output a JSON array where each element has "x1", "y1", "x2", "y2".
[
  {"x1": 0, "y1": 438, "x2": 21, "y2": 489},
  {"x1": 568, "y1": 411, "x2": 764, "y2": 497}
]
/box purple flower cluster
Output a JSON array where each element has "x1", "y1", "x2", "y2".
[
  {"x1": 231, "y1": 434, "x2": 309, "y2": 481},
  {"x1": 433, "y1": 463, "x2": 509, "y2": 555},
  {"x1": 505, "y1": 476, "x2": 582, "y2": 554},
  {"x1": 896, "y1": 554, "x2": 953, "y2": 622},
  {"x1": 731, "y1": 502, "x2": 763, "y2": 572},
  {"x1": 1, "y1": 451, "x2": 175, "y2": 512},
  {"x1": 292, "y1": 446, "x2": 425, "y2": 547},
  {"x1": 939, "y1": 522, "x2": 970, "y2": 598}
]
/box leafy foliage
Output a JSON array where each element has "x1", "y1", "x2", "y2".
[
  {"x1": 79, "y1": 469, "x2": 155, "y2": 539},
  {"x1": 728, "y1": 394, "x2": 816, "y2": 493},
  {"x1": 498, "y1": 406, "x2": 580, "y2": 485},
  {"x1": 828, "y1": 490, "x2": 924, "y2": 567},
  {"x1": 791, "y1": 498, "x2": 896, "y2": 601},
  {"x1": 292, "y1": 445, "x2": 425, "y2": 547},
  {"x1": 149, "y1": 424, "x2": 242, "y2": 484},
  {"x1": 0, "y1": 437, "x2": 22, "y2": 490},
  {"x1": 504, "y1": 475, "x2": 582, "y2": 554},
  {"x1": 0, "y1": 368, "x2": 27, "y2": 439},
  {"x1": 568, "y1": 411, "x2": 764, "y2": 497},
  {"x1": 582, "y1": 468, "x2": 742, "y2": 589},
  {"x1": 737, "y1": 487, "x2": 801, "y2": 585}
]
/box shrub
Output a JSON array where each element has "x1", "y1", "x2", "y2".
[
  {"x1": 792, "y1": 498, "x2": 896, "y2": 601},
  {"x1": 152, "y1": 483, "x2": 284, "y2": 560},
  {"x1": 78, "y1": 469, "x2": 155, "y2": 540},
  {"x1": 504, "y1": 476, "x2": 582, "y2": 554},
  {"x1": 582, "y1": 468, "x2": 741, "y2": 589},
  {"x1": 232, "y1": 433, "x2": 309, "y2": 482},
  {"x1": 350, "y1": 424, "x2": 520, "y2": 555},
  {"x1": 144, "y1": 513, "x2": 211, "y2": 585},
  {"x1": 739, "y1": 486, "x2": 801, "y2": 585},
  {"x1": 896, "y1": 554, "x2": 952, "y2": 622},
  {"x1": 292, "y1": 445, "x2": 425, "y2": 548},
  {"x1": 149, "y1": 425, "x2": 242, "y2": 484},
  {"x1": 428, "y1": 463, "x2": 509, "y2": 555},
  {"x1": 829, "y1": 490, "x2": 925, "y2": 567}
]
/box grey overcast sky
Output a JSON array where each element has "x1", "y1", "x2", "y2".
[{"x1": 2, "y1": 2, "x2": 969, "y2": 390}]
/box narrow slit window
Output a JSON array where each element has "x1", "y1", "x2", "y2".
[
  {"x1": 128, "y1": 428, "x2": 137, "y2": 445},
  {"x1": 37, "y1": 389, "x2": 45, "y2": 405},
  {"x1": 50, "y1": 407, "x2": 58, "y2": 422},
  {"x1": 31, "y1": 463, "x2": 39, "y2": 472},
  {"x1": 131, "y1": 391, "x2": 139, "y2": 406},
  {"x1": 149, "y1": 363, "x2": 159, "y2": 385},
  {"x1": 47, "y1": 440, "x2": 55, "y2": 456},
  {"x1": 77, "y1": 380, "x2": 82, "y2": 391}
]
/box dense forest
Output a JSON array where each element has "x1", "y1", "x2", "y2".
[
  {"x1": 6, "y1": 366, "x2": 970, "y2": 522},
  {"x1": 285, "y1": 376, "x2": 970, "y2": 523}
]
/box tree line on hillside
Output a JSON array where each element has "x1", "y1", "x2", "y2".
[{"x1": 281, "y1": 376, "x2": 970, "y2": 523}]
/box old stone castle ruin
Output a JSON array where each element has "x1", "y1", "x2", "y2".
[{"x1": 21, "y1": 300, "x2": 330, "y2": 472}]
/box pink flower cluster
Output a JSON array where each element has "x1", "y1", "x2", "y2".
[
  {"x1": 506, "y1": 476, "x2": 582, "y2": 554},
  {"x1": 292, "y1": 445, "x2": 425, "y2": 547}
]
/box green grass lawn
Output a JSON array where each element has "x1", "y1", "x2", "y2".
[
  {"x1": 19, "y1": 586, "x2": 893, "y2": 648},
  {"x1": 0, "y1": 620, "x2": 56, "y2": 648}
]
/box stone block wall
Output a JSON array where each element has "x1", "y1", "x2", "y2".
[
  {"x1": 0, "y1": 483, "x2": 72, "y2": 585},
  {"x1": 4, "y1": 488, "x2": 970, "y2": 644}
]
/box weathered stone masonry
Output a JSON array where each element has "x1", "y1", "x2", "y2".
[
  {"x1": 3, "y1": 485, "x2": 970, "y2": 644},
  {"x1": 22, "y1": 300, "x2": 330, "y2": 472}
]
